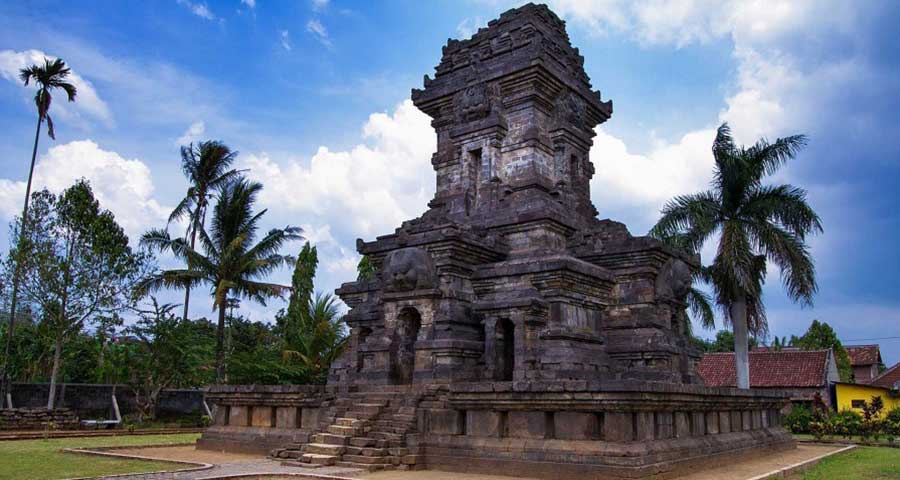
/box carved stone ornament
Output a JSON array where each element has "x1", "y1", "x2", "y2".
[
  {"x1": 655, "y1": 259, "x2": 693, "y2": 302},
  {"x1": 455, "y1": 82, "x2": 499, "y2": 123},
  {"x1": 382, "y1": 247, "x2": 437, "y2": 292},
  {"x1": 554, "y1": 89, "x2": 586, "y2": 131}
]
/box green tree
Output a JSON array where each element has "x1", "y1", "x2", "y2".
[
  {"x1": 2, "y1": 57, "x2": 77, "y2": 400},
  {"x1": 357, "y1": 255, "x2": 375, "y2": 281},
  {"x1": 139, "y1": 178, "x2": 302, "y2": 382},
  {"x1": 167, "y1": 141, "x2": 242, "y2": 323},
  {"x1": 124, "y1": 297, "x2": 214, "y2": 420},
  {"x1": 651, "y1": 123, "x2": 822, "y2": 388},
  {"x1": 794, "y1": 319, "x2": 852, "y2": 382},
  {"x1": 275, "y1": 242, "x2": 347, "y2": 384},
  {"x1": 11, "y1": 181, "x2": 147, "y2": 408}
]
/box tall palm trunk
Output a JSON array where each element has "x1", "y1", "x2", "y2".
[
  {"x1": 731, "y1": 297, "x2": 750, "y2": 389},
  {"x1": 1, "y1": 114, "x2": 43, "y2": 403},
  {"x1": 181, "y1": 206, "x2": 205, "y2": 322},
  {"x1": 214, "y1": 297, "x2": 227, "y2": 384}
]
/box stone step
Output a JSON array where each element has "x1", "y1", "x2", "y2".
[
  {"x1": 350, "y1": 437, "x2": 377, "y2": 447},
  {"x1": 302, "y1": 453, "x2": 338, "y2": 466},
  {"x1": 302, "y1": 443, "x2": 346, "y2": 455},
  {"x1": 327, "y1": 425, "x2": 365, "y2": 436},
  {"x1": 313, "y1": 433, "x2": 349, "y2": 445},
  {"x1": 346, "y1": 446, "x2": 389, "y2": 456},
  {"x1": 370, "y1": 431, "x2": 403, "y2": 440},
  {"x1": 335, "y1": 417, "x2": 365, "y2": 427},
  {"x1": 335, "y1": 461, "x2": 387, "y2": 472},
  {"x1": 392, "y1": 413, "x2": 417, "y2": 422},
  {"x1": 397, "y1": 407, "x2": 417, "y2": 415},
  {"x1": 343, "y1": 454, "x2": 392, "y2": 464}
]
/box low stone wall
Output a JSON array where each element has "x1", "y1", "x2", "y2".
[
  {"x1": 0, "y1": 408, "x2": 80, "y2": 430},
  {"x1": 416, "y1": 381, "x2": 793, "y2": 479},
  {"x1": 198, "y1": 384, "x2": 333, "y2": 454}
]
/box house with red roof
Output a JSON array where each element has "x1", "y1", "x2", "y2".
[
  {"x1": 698, "y1": 350, "x2": 840, "y2": 407},
  {"x1": 845, "y1": 345, "x2": 883, "y2": 383},
  {"x1": 870, "y1": 361, "x2": 900, "y2": 390}
]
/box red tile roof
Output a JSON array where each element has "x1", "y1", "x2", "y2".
[
  {"x1": 870, "y1": 362, "x2": 900, "y2": 390},
  {"x1": 846, "y1": 345, "x2": 882, "y2": 366},
  {"x1": 698, "y1": 350, "x2": 831, "y2": 388}
]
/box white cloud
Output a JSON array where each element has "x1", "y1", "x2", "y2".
[
  {"x1": 280, "y1": 30, "x2": 292, "y2": 51},
  {"x1": 176, "y1": 121, "x2": 205, "y2": 146},
  {"x1": 0, "y1": 140, "x2": 168, "y2": 240},
  {"x1": 239, "y1": 99, "x2": 435, "y2": 239},
  {"x1": 312, "y1": 0, "x2": 329, "y2": 12},
  {"x1": 241, "y1": 0, "x2": 256, "y2": 8},
  {"x1": 177, "y1": 0, "x2": 217, "y2": 21},
  {"x1": 590, "y1": 127, "x2": 716, "y2": 225},
  {"x1": 456, "y1": 17, "x2": 484, "y2": 39},
  {"x1": 306, "y1": 19, "x2": 332, "y2": 48},
  {"x1": 0, "y1": 49, "x2": 112, "y2": 127}
]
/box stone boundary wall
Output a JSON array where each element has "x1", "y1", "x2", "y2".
[
  {"x1": 10, "y1": 383, "x2": 206, "y2": 419},
  {"x1": 0, "y1": 408, "x2": 80, "y2": 430}
]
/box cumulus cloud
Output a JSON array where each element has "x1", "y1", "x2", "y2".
[
  {"x1": 306, "y1": 19, "x2": 332, "y2": 48},
  {"x1": 0, "y1": 49, "x2": 112, "y2": 127},
  {"x1": 590, "y1": 127, "x2": 716, "y2": 226},
  {"x1": 0, "y1": 140, "x2": 168, "y2": 240},
  {"x1": 176, "y1": 121, "x2": 205, "y2": 146},
  {"x1": 241, "y1": 0, "x2": 256, "y2": 8},
  {"x1": 312, "y1": 0, "x2": 329, "y2": 12},
  {"x1": 238, "y1": 99, "x2": 435, "y2": 240}
]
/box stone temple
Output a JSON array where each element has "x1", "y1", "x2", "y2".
[{"x1": 200, "y1": 4, "x2": 794, "y2": 478}]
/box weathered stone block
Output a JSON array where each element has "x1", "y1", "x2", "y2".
[
  {"x1": 467, "y1": 410, "x2": 504, "y2": 437},
  {"x1": 554, "y1": 411, "x2": 598, "y2": 440},
  {"x1": 507, "y1": 411, "x2": 547, "y2": 439},
  {"x1": 656, "y1": 412, "x2": 673, "y2": 439},
  {"x1": 705, "y1": 412, "x2": 719, "y2": 435},
  {"x1": 674, "y1": 412, "x2": 691, "y2": 438},
  {"x1": 229, "y1": 406, "x2": 249, "y2": 427},
  {"x1": 742, "y1": 411, "x2": 752, "y2": 431},
  {"x1": 214, "y1": 405, "x2": 229, "y2": 426},
  {"x1": 635, "y1": 412, "x2": 655, "y2": 441},
  {"x1": 301, "y1": 407, "x2": 321, "y2": 429},
  {"x1": 276, "y1": 407, "x2": 298, "y2": 429},
  {"x1": 251, "y1": 406, "x2": 273, "y2": 427},
  {"x1": 603, "y1": 412, "x2": 633, "y2": 442},
  {"x1": 718, "y1": 411, "x2": 731, "y2": 433},
  {"x1": 428, "y1": 409, "x2": 466, "y2": 435},
  {"x1": 691, "y1": 411, "x2": 705, "y2": 436}
]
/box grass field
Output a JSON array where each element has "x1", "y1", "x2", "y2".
[
  {"x1": 786, "y1": 446, "x2": 900, "y2": 479},
  {"x1": 0, "y1": 433, "x2": 200, "y2": 480}
]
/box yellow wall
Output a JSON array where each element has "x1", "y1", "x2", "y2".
[{"x1": 835, "y1": 383, "x2": 900, "y2": 416}]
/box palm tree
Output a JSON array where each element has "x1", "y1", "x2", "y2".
[
  {"x1": 140, "y1": 179, "x2": 302, "y2": 382},
  {"x1": 1, "y1": 58, "x2": 77, "y2": 401},
  {"x1": 168, "y1": 141, "x2": 242, "y2": 323},
  {"x1": 283, "y1": 292, "x2": 348, "y2": 383},
  {"x1": 651, "y1": 123, "x2": 822, "y2": 389}
]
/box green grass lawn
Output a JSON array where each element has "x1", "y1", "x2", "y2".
[
  {"x1": 0, "y1": 433, "x2": 200, "y2": 480},
  {"x1": 787, "y1": 446, "x2": 900, "y2": 479}
]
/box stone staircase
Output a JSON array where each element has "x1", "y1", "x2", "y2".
[{"x1": 270, "y1": 388, "x2": 424, "y2": 472}]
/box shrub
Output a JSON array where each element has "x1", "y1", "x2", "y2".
[{"x1": 785, "y1": 404, "x2": 815, "y2": 434}]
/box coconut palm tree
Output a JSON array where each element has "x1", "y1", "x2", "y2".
[
  {"x1": 282, "y1": 292, "x2": 347, "y2": 383},
  {"x1": 168, "y1": 141, "x2": 242, "y2": 323},
  {"x1": 1, "y1": 58, "x2": 77, "y2": 401},
  {"x1": 140, "y1": 179, "x2": 302, "y2": 382},
  {"x1": 651, "y1": 123, "x2": 822, "y2": 389}
]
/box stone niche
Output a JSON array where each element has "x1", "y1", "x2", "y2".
[{"x1": 199, "y1": 4, "x2": 794, "y2": 478}]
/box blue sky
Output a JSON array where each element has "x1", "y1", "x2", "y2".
[{"x1": 1, "y1": 1, "x2": 899, "y2": 365}]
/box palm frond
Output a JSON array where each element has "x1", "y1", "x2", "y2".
[
  {"x1": 742, "y1": 184, "x2": 823, "y2": 239},
  {"x1": 746, "y1": 134, "x2": 807, "y2": 179},
  {"x1": 650, "y1": 190, "x2": 721, "y2": 252}
]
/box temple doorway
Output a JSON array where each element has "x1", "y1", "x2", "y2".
[
  {"x1": 391, "y1": 307, "x2": 421, "y2": 385},
  {"x1": 496, "y1": 318, "x2": 515, "y2": 381}
]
